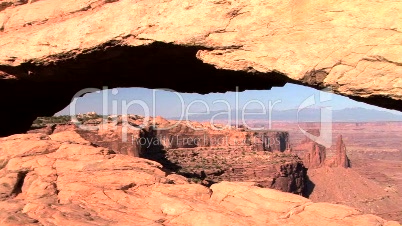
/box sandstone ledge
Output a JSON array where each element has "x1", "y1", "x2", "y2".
[
  {"x1": 1, "y1": 0, "x2": 401, "y2": 103},
  {"x1": 0, "y1": 132, "x2": 399, "y2": 226}
]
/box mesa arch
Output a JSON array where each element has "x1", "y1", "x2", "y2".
[{"x1": 0, "y1": 0, "x2": 401, "y2": 136}]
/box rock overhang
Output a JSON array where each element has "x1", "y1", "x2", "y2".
[{"x1": 0, "y1": 0, "x2": 401, "y2": 136}]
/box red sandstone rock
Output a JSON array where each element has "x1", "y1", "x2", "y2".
[
  {"x1": 29, "y1": 114, "x2": 291, "y2": 158},
  {"x1": 27, "y1": 124, "x2": 55, "y2": 135},
  {"x1": 307, "y1": 166, "x2": 402, "y2": 223},
  {"x1": 325, "y1": 135, "x2": 350, "y2": 168},
  {"x1": 52, "y1": 123, "x2": 77, "y2": 134},
  {"x1": 336, "y1": 135, "x2": 350, "y2": 168},
  {"x1": 294, "y1": 130, "x2": 350, "y2": 169},
  {"x1": 0, "y1": 133, "x2": 398, "y2": 226},
  {"x1": 295, "y1": 141, "x2": 326, "y2": 169}
]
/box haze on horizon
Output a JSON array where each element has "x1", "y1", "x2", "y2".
[{"x1": 56, "y1": 83, "x2": 402, "y2": 120}]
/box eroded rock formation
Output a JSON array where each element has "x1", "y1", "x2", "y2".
[
  {"x1": 29, "y1": 115, "x2": 305, "y2": 195},
  {"x1": 302, "y1": 142, "x2": 326, "y2": 169},
  {"x1": 153, "y1": 147, "x2": 307, "y2": 195},
  {"x1": 293, "y1": 131, "x2": 350, "y2": 169},
  {"x1": 326, "y1": 135, "x2": 350, "y2": 168},
  {"x1": 292, "y1": 130, "x2": 326, "y2": 169},
  {"x1": 1, "y1": 0, "x2": 402, "y2": 136},
  {"x1": 0, "y1": 132, "x2": 399, "y2": 226}
]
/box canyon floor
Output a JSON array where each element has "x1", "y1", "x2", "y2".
[{"x1": 258, "y1": 121, "x2": 402, "y2": 222}]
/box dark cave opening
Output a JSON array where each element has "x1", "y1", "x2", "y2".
[
  {"x1": 0, "y1": 42, "x2": 289, "y2": 137},
  {"x1": 1, "y1": 42, "x2": 401, "y2": 137}
]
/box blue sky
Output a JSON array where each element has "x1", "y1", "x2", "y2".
[{"x1": 56, "y1": 83, "x2": 401, "y2": 117}]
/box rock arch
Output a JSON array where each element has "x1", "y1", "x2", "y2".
[{"x1": 1, "y1": 0, "x2": 401, "y2": 136}]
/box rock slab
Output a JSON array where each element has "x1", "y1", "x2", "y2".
[{"x1": 0, "y1": 132, "x2": 399, "y2": 226}]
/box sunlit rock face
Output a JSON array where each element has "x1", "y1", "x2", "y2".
[
  {"x1": 293, "y1": 130, "x2": 350, "y2": 169},
  {"x1": 0, "y1": 132, "x2": 399, "y2": 226},
  {"x1": 326, "y1": 135, "x2": 350, "y2": 168},
  {"x1": 1, "y1": 0, "x2": 402, "y2": 136}
]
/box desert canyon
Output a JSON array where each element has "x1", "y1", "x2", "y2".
[
  {"x1": 1, "y1": 0, "x2": 402, "y2": 225},
  {"x1": 20, "y1": 114, "x2": 402, "y2": 224},
  {"x1": 0, "y1": 114, "x2": 399, "y2": 225}
]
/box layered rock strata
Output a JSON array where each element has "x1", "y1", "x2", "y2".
[{"x1": 30, "y1": 115, "x2": 305, "y2": 194}]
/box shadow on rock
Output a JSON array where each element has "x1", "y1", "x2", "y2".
[{"x1": 303, "y1": 174, "x2": 315, "y2": 198}]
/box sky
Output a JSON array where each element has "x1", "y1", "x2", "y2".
[{"x1": 56, "y1": 83, "x2": 402, "y2": 117}]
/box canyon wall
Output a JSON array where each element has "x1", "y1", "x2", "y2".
[
  {"x1": 140, "y1": 123, "x2": 290, "y2": 152},
  {"x1": 29, "y1": 115, "x2": 306, "y2": 195}
]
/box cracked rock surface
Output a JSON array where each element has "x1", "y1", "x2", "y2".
[
  {"x1": 0, "y1": 131, "x2": 399, "y2": 225},
  {"x1": 1, "y1": 0, "x2": 401, "y2": 99}
]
